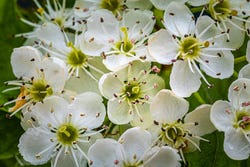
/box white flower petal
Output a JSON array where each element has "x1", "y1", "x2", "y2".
[
  {"x1": 183, "y1": 136, "x2": 200, "y2": 153},
  {"x1": 70, "y1": 92, "x2": 106, "y2": 129},
  {"x1": 148, "y1": 29, "x2": 178, "y2": 64},
  {"x1": 187, "y1": 0, "x2": 208, "y2": 6},
  {"x1": 229, "y1": 0, "x2": 250, "y2": 17},
  {"x1": 85, "y1": 9, "x2": 119, "y2": 44},
  {"x1": 99, "y1": 73, "x2": 123, "y2": 99},
  {"x1": 79, "y1": 33, "x2": 110, "y2": 56},
  {"x1": 119, "y1": 127, "x2": 152, "y2": 163},
  {"x1": 246, "y1": 40, "x2": 250, "y2": 62},
  {"x1": 108, "y1": 98, "x2": 133, "y2": 125},
  {"x1": 65, "y1": 69, "x2": 100, "y2": 94},
  {"x1": 18, "y1": 127, "x2": 54, "y2": 165},
  {"x1": 35, "y1": 23, "x2": 67, "y2": 50},
  {"x1": 246, "y1": 18, "x2": 250, "y2": 37},
  {"x1": 200, "y1": 50, "x2": 234, "y2": 79},
  {"x1": 130, "y1": 103, "x2": 153, "y2": 129},
  {"x1": 73, "y1": 0, "x2": 98, "y2": 18},
  {"x1": 218, "y1": 18, "x2": 245, "y2": 49},
  {"x1": 164, "y1": 2, "x2": 195, "y2": 36},
  {"x1": 30, "y1": 96, "x2": 70, "y2": 127},
  {"x1": 42, "y1": 57, "x2": 67, "y2": 92},
  {"x1": 150, "y1": 0, "x2": 187, "y2": 10},
  {"x1": 88, "y1": 139, "x2": 123, "y2": 167},
  {"x1": 123, "y1": 10, "x2": 155, "y2": 41},
  {"x1": 150, "y1": 89, "x2": 189, "y2": 123},
  {"x1": 51, "y1": 147, "x2": 87, "y2": 167},
  {"x1": 185, "y1": 104, "x2": 215, "y2": 136},
  {"x1": 127, "y1": 60, "x2": 151, "y2": 79},
  {"x1": 140, "y1": 74, "x2": 165, "y2": 101},
  {"x1": 21, "y1": 110, "x2": 40, "y2": 130},
  {"x1": 88, "y1": 56, "x2": 110, "y2": 79},
  {"x1": 144, "y1": 146, "x2": 180, "y2": 167},
  {"x1": 239, "y1": 64, "x2": 250, "y2": 79},
  {"x1": 224, "y1": 128, "x2": 250, "y2": 160},
  {"x1": 210, "y1": 100, "x2": 234, "y2": 132},
  {"x1": 11, "y1": 46, "x2": 42, "y2": 79},
  {"x1": 170, "y1": 60, "x2": 201, "y2": 97},
  {"x1": 195, "y1": 16, "x2": 217, "y2": 41},
  {"x1": 103, "y1": 54, "x2": 136, "y2": 71},
  {"x1": 228, "y1": 78, "x2": 250, "y2": 109}
]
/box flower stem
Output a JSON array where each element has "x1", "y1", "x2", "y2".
[
  {"x1": 194, "y1": 92, "x2": 206, "y2": 104},
  {"x1": 190, "y1": 7, "x2": 204, "y2": 13},
  {"x1": 234, "y1": 56, "x2": 246, "y2": 64},
  {"x1": 233, "y1": 70, "x2": 238, "y2": 78}
]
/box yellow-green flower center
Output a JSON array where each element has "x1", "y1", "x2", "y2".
[
  {"x1": 123, "y1": 161, "x2": 143, "y2": 167},
  {"x1": 100, "y1": 0, "x2": 122, "y2": 13},
  {"x1": 28, "y1": 79, "x2": 53, "y2": 102},
  {"x1": 208, "y1": 0, "x2": 237, "y2": 21},
  {"x1": 67, "y1": 42, "x2": 88, "y2": 68},
  {"x1": 160, "y1": 122, "x2": 187, "y2": 149},
  {"x1": 234, "y1": 111, "x2": 250, "y2": 132},
  {"x1": 179, "y1": 36, "x2": 208, "y2": 60},
  {"x1": 57, "y1": 124, "x2": 79, "y2": 145},
  {"x1": 115, "y1": 27, "x2": 134, "y2": 54},
  {"x1": 122, "y1": 81, "x2": 141, "y2": 101}
]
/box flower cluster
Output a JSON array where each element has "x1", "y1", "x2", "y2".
[{"x1": 2, "y1": 0, "x2": 250, "y2": 166}]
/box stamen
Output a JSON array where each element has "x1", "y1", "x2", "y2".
[
  {"x1": 53, "y1": 145, "x2": 64, "y2": 167},
  {"x1": 82, "y1": 67, "x2": 98, "y2": 82},
  {"x1": 70, "y1": 147, "x2": 80, "y2": 167},
  {"x1": 185, "y1": 137, "x2": 201, "y2": 151},
  {"x1": 74, "y1": 144, "x2": 90, "y2": 162},
  {"x1": 227, "y1": 19, "x2": 246, "y2": 31},
  {"x1": 191, "y1": 60, "x2": 212, "y2": 86}
]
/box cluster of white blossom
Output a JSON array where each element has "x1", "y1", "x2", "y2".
[{"x1": 3, "y1": 0, "x2": 250, "y2": 166}]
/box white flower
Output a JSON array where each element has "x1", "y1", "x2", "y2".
[
  {"x1": 3, "y1": 46, "x2": 67, "y2": 116},
  {"x1": 18, "y1": 92, "x2": 106, "y2": 167},
  {"x1": 148, "y1": 2, "x2": 234, "y2": 97},
  {"x1": 188, "y1": 0, "x2": 250, "y2": 49},
  {"x1": 83, "y1": 9, "x2": 155, "y2": 71},
  {"x1": 88, "y1": 127, "x2": 181, "y2": 167},
  {"x1": 149, "y1": 89, "x2": 215, "y2": 161},
  {"x1": 149, "y1": 0, "x2": 187, "y2": 10},
  {"x1": 17, "y1": 0, "x2": 83, "y2": 38},
  {"x1": 211, "y1": 78, "x2": 250, "y2": 160},
  {"x1": 99, "y1": 60, "x2": 164, "y2": 127},
  {"x1": 74, "y1": 0, "x2": 152, "y2": 18},
  {"x1": 33, "y1": 22, "x2": 109, "y2": 94}
]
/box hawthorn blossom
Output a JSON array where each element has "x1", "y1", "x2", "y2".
[
  {"x1": 32, "y1": 22, "x2": 109, "y2": 94},
  {"x1": 3, "y1": 46, "x2": 67, "y2": 116},
  {"x1": 18, "y1": 92, "x2": 106, "y2": 167},
  {"x1": 211, "y1": 78, "x2": 250, "y2": 160},
  {"x1": 83, "y1": 9, "x2": 155, "y2": 71},
  {"x1": 149, "y1": 89, "x2": 215, "y2": 161},
  {"x1": 74, "y1": 0, "x2": 152, "y2": 18},
  {"x1": 17, "y1": 0, "x2": 84, "y2": 38},
  {"x1": 188, "y1": 0, "x2": 250, "y2": 49},
  {"x1": 148, "y1": 2, "x2": 234, "y2": 97},
  {"x1": 88, "y1": 127, "x2": 180, "y2": 167},
  {"x1": 99, "y1": 60, "x2": 164, "y2": 127}
]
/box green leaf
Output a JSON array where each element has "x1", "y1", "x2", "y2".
[
  {"x1": 185, "y1": 132, "x2": 250, "y2": 167},
  {"x1": 0, "y1": 111, "x2": 24, "y2": 159}
]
